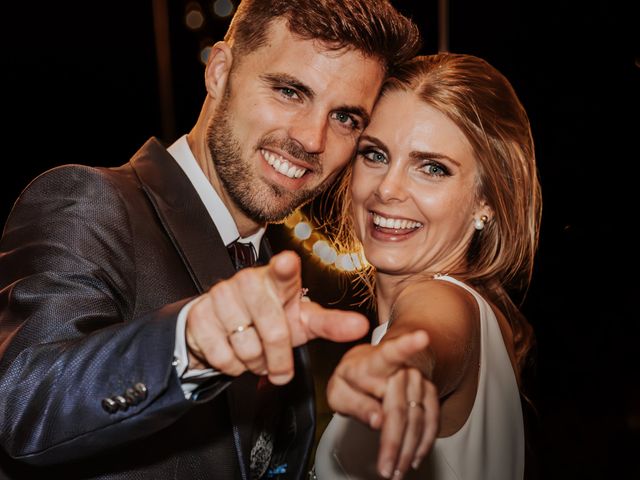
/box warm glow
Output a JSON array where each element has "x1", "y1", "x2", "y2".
[{"x1": 284, "y1": 210, "x2": 366, "y2": 272}]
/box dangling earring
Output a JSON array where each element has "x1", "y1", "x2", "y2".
[{"x1": 474, "y1": 215, "x2": 489, "y2": 231}]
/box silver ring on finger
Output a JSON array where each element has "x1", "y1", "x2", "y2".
[
  {"x1": 228, "y1": 322, "x2": 255, "y2": 339},
  {"x1": 407, "y1": 400, "x2": 425, "y2": 411}
]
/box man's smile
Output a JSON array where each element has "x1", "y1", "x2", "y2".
[{"x1": 261, "y1": 148, "x2": 307, "y2": 179}]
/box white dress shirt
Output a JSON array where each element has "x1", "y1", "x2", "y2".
[{"x1": 167, "y1": 134, "x2": 265, "y2": 397}]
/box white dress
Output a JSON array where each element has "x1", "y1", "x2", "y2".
[{"x1": 313, "y1": 275, "x2": 524, "y2": 479}]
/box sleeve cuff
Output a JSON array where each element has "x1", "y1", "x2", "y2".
[{"x1": 174, "y1": 298, "x2": 221, "y2": 399}]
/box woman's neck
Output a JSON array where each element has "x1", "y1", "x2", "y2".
[{"x1": 374, "y1": 272, "x2": 413, "y2": 323}]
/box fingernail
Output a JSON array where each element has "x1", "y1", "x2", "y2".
[
  {"x1": 412, "y1": 457, "x2": 423, "y2": 470},
  {"x1": 380, "y1": 463, "x2": 393, "y2": 478},
  {"x1": 392, "y1": 468, "x2": 403, "y2": 479},
  {"x1": 269, "y1": 373, "x2": 292, "y2": 385},
  {"x1": 369, "y1": 412, "x2": 380, "y2": 429}
]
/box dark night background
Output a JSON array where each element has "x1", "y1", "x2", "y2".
[{"x1": 2, "y1": 1, "x2": 638, "y2": 478}]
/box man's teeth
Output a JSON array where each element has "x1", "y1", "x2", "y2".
[
  {"x1": 262, "y1": 149, "x2": 306, "y2": 179},
  {"x1": 373, "y1": 213, "x2": 423, "y2": 230}
]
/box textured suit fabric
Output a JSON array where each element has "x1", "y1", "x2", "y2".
[{"x1": 0, "y1": 138, "x2": 315, "y2": 479}]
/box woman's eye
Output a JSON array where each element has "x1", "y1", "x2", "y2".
[
  {"x1": 362, "y1": 150, "x2": 387, "y2": 164},
  {"x1": 425, "y1": 165, "x2": 445, "y2": 175},
  {"x1": 421, "y1": 163, "x2": 448, "y2": 176}
]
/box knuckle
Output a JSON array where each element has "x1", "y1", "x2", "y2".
[
  {"x1": 236, "y1": 268, "x2": 261, "y2": 290},
  {"x1": 210, "y1": 279, "x2": 234, "y2": 301},
  {"x1": 242, "y1": 345, "x2": 264, "y2": 363},
  {"x1": 409, "y1": 367, "x2": 422, "y2": 382},
  {"x1": 189, "y1": 296, "x2": 211, "y2": 320},
  {"x1": 212, "y1": 350, "x2": 237, "y2": 372},
  {"x1": 388, "y1": 405, "x2": 408, "y2": 422},
  {"x1": 261, "y1": 327, "x2": 289, "y2": 345}
]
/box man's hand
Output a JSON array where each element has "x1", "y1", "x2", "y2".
[
  {"x1": 326, "y1": 331, "x2": 439, "y2": 479},
  {"x1": 185, "y1": 250, "x2": 369, "y2": 385}
]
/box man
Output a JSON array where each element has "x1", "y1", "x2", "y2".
[{"x1": 0, "y1": 1, "x2": 423, "y2": 479}]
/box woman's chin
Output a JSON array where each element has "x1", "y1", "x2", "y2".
[{"x1": 365, "y1": 255, "x2": 412, "y2": 276}]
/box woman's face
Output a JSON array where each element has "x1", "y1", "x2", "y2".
[{"x1": 350, "y1": 89, "x2": 489, "y2": 276}]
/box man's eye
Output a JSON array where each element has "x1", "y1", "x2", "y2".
[
  {"x1": 331, "y1": 112, "x2": 360, "y2": 130},
  {"x1": 279, "y1": 87, "x2": 299, "y2": 99}
]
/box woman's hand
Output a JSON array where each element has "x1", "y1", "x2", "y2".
[{"x1": 326, "y1": 331, "x2": 439, "y2": 479}]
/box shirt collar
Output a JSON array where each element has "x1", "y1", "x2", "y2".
[{"x1": 167, "y1": 135, "x2": 265, "y2": 253}]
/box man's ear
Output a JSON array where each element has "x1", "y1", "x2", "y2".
[{"x1": 205, "y1": 41, "x2": 233, "y2": 101}]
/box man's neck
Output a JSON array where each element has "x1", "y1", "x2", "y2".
[{"x1": 186, "y1": 131, "x2": 263, "y2": 238}]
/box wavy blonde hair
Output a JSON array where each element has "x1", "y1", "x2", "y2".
[{"x1": 324, "y1": 53, "x2": 542, "y2": 373}]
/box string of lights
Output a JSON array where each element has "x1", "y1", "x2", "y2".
[{"x1": 283, "y1": 209, "x2": 366, "y2": 272}]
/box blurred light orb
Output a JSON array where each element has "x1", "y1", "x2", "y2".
[
  {"x1": 313, "y1": 240, "x2": 337, "y2": 265},
  {"x1": 213, "y1": 0, "x2": 234, "y2": 18},
  {"x1": 293, "y1": 222, "x2": 312, "y2": 240},
  {"x1": 200, "y1": 46, "x2": 212, "y2": 65},
  {"x1": 336, "y1": 253, "x2": 355, "y2": 271},
  {"x1": 350, "y1": 253, "x2": 363, "y2": 270},
  {"x1": 185, "y1": 9, "x2": 204, "y2": 30}
]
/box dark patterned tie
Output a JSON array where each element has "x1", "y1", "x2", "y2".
[
  {"x1": 226, "y1": 240, "x2": 257, "y2": 270},
  {"x1": 226, "y1": 239, "x2": 275, "y2": 478}
]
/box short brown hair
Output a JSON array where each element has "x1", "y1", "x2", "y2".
[{"x1": 224, "y1": 0, "x2": 421, "y2": 73}]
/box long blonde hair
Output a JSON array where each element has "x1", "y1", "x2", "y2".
[{"x1": 326, "y1": 53, "x2": 542, "y2": 373}]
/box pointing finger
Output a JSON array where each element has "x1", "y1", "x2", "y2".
[
  {"x1": 369, "y1": 331, "x2": 430, "y2": 379},
  {"x1": 265, "y1": 250, "x2": 302, "y2": 303}
]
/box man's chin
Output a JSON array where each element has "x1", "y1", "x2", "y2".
[
  {"x1": 231, "y1": 179, "x2": 321, "y2": 224},
  {"x1": 235, "y1": 195, "x2": 296, "y2": 224}
]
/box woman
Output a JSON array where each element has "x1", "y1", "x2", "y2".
[{"x1": 313, "y1": 53, "x2": 541, "y2": 479}]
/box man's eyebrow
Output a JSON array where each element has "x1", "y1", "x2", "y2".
[
  {"x1": 261, "y1": 73, "x2": 370, "y2": 125},
  {"x1": 260, "y1": 73, "x2": 315, "y2": 99}
]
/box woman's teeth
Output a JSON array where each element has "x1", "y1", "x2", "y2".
[
  {"x1": 262, "y1": 149, "x2": 307, "y2": 179},
  {"x1": 372, "y1": 212, "x2": 423, "y2": 230}
]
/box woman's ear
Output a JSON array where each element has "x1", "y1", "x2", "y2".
[
  {"x1": 204, "y1": 41, "x2": 233, "y2": 101},
  {"x1": 473, "y1": 200, "x2": 494, "y2": 230},
  {"x1": 478, "y1": 202, "x2": 493, "y2": 223}
]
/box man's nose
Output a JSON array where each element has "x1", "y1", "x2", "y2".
[{"x1": 288, "y1": 110, "x2": 328, "y2": 154}]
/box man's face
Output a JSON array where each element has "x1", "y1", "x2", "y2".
[{"x1": 207, "y1": 20, "x2": 385, "y2": 224}]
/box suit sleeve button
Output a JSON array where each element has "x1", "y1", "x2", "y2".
[
  {"x1": 125, "y1": 388, "x2": 139, "y2": 405},
  {"x1": 114, "y1": 395, "x2": 129, "y2": 410},
  {"x1": 102, "y1": 397, "x2": 118, "y2": 413},
  {"x1": 133, "y1": 383, "x2": 148, "y2": 400}
]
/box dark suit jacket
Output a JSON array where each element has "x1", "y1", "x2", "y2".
[{"x1": 0, "y1": 138, "x2": 316, "y2": 479}]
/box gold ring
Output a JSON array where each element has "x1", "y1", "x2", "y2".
[
  {"x1": 407, "y1": 400, "x2": 425, "y2": 411},
  {"x1": 228, "y1": 323, "x2": 254, "y2": 338}
]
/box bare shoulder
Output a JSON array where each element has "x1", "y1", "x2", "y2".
[{"x1": 392, "y1": 277, "x2": 479, "y2": 340}]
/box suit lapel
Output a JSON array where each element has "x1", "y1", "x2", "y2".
[
  {"x1": 131, "y1": 138, "x2": 258, "y2": 478},
  {"x1": 129, "y1": 138, "x2": 236, "y2": 293}
]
